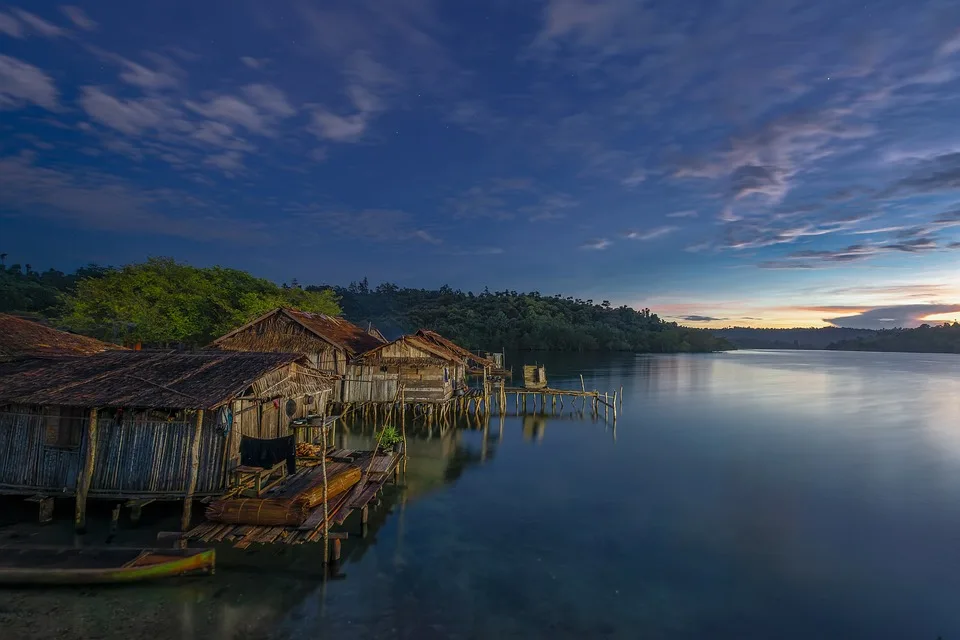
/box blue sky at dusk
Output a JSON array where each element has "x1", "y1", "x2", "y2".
[{"x1": 1, "y1": 0, "x2": 959, "y2": 328}]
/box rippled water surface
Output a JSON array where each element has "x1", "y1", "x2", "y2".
[{"x1": 2, "y1": 350, "x2": 959, "y2": 639}]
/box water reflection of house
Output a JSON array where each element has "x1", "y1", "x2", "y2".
[
  {"x1": 0, "y1": 351, "x2": 333, "y2": 510},
  {"x1": 522, "y1": 414, "x2": 548, "y2": 442}
]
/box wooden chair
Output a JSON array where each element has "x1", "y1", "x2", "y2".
[{"x1": 231, "y1": 461, "x2": 287, "y2": 497}]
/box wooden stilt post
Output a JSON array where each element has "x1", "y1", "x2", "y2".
[
  {"x1": 180, "y1": 408, "x2": 204, "y2": 537},
  {"x1": 613, "y1": 391, "x2": 618, "y2": 422},
  {"x1": 619, "y1": 386, "x2": 624, "y2": 410},
  {"x1": 108, "y1": 503, "x2": 121, "y2": 539},
  {"x1": 331, "y1": 537, "x2": 342, "y2": 564},
  {"x1": 321, "y1": 420, "x2": 330, "y2": 566},
  {"x1": 74, "y1": 407, "x2": 99, "y2": 533},
  {"x1": 37, "y1": 497, "x2": 54, "y2": 525}
]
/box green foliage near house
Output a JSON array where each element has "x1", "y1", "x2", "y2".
[{"x1": 59, "y1": 258, "x2": 341, "y2": 346}]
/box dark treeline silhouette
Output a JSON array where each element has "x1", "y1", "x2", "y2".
[
  {"x1": 0, "y1": 260, "x2": 110, "y2": 317},
  {"x1": 826, "y1": 323, "x2": 960, "y2": 353},
  {"x1": 313, "y1": 278, "x2": 733, "y2": 353},
  {"x1": 710, "y1": 327, "x2": 879, "y2": 350}
]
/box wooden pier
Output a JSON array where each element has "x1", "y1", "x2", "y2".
[{"x1": 179, "y1": 448, "x2": 401, "y2": 550}]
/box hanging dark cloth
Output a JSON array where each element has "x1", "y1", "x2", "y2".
[{"x1": 239, "y1": 435, "x2": 296, "y2": 475}]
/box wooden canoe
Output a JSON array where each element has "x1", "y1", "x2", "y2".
[{"x1": 0, "y1": 546, "x2": 215, "y2": 585}]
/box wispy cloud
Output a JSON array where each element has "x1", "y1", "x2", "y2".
[
  {"x1": 60, "y1": 6, "x2": 97, "y2": 31},
  {"x1": 623, "y1": 225, "x2": 678, "y2": 241},
  {"x1": 826, "y1": 304, "x2": 960, "y2": 329},
  {"x1": 0, "y1": 55, "x2": 59, "y2": 110},
  {"x1": 308, "y1": 52, "x2": 398, "y2": 143},
  {"x1": 0, "y1": 152, "x2": 262, "y2": 241},
  {"x1": 621, "y1": 169, "x2": 646, "y2": 187},
  {"x1": 0, "y1": 11, "x2": 23, "y2": 38},
  {"x1": 240, "y1": 56, "x2": 268, "y2": 70},
  {"x1": 288, "y1": 205, "x2": 442, "y2": 245},
  {"x1": 581, "y1": 238, "x2": 611, "y2": 250},
  {"x1": 13, "y1": 9, "x2": 64, "y2": 38},
  {"x1": 666, "y1": 210, "x2": 698, "y2": 219}
]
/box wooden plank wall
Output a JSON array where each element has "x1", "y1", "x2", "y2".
[{"x1": 342, "y1": 363, "x2": 400, "y2": 403}]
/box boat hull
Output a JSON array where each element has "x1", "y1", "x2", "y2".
[{"x1": 0, "y1": 547, "x2": 215, "y2": 585}]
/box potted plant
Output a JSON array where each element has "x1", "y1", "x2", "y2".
[{"x1": 378, "y1": 426, "x2": 403, "y2": 453}]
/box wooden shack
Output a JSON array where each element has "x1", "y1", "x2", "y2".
[
  {"x1": 414, "y1": 330, "x2": 496, "y2": 375},
  {"x1": 523, "y1": 364, "x2": 547, "y2": 389},
  {"x1": 210, "y1": 308, "x2": 386, "y2": 402},
  {"x1": 351, "y1": 333, "x2": 468, "y2": 403},
  {"x1": 0, "y1": 350, "x2": 333, "y2": 529},
  {"x1": 0, "y1": 313, "x2": 122, "y2": 362}
]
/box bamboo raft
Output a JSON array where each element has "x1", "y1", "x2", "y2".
[{"x1": 181, "y1": 449, "x2": 401, "y2": 549}]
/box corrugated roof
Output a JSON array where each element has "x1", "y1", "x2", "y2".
[
  {"x1": 0, "y1": 314, "x2": 123, "y2": 361},
  {"x1": 0, "y1": 350, "x2": 333, "y2": 410},
  {"x1": 211, "y1": 308, "x2": 385, "y2": 356}
]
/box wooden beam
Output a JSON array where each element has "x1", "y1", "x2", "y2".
[
  {"x1": 180, "y1": 409, "x2": 204, "y2": 534},
  {"x1": 74, "y1": 407, "x2": 99, "y2": 533}
]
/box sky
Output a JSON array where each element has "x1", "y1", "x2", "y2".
[{"x1": 1, "y1": 0, "x2": 959, "y2": 329}]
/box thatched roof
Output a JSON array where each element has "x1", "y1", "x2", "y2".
[
  {"x1": 415, "y1": 330, "x2": 495, "y2": 369},
  {"x1": 0, "y1": 350, "x2": 334, "y2": 410},
  {"x1": 211, "y1": 308, "x2": 385, "y2": 356},
  {"x1": 0, "y1": 314, "x2": 123, "y2": 361}
]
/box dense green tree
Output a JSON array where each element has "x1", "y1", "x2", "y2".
[
  {"x1": 826, "y1": 323, "x2": 960, "y2": 353},
  {"x1": 315, "y1": 282, "x2": 733, "y2": 353},
  {"x1": 61, "y1": 258, "x2": 340, "y2": 346}
]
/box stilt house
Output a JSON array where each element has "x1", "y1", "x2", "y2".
[
  {"x1": 210, "y1": 308, "x2": 387, "y2": 402},
  {"x1": 0, "y1": 351, "x2": 334, "y2": 513},
  {"x1": 352, "y1": 331, "x2": 494, "y2": 403}
]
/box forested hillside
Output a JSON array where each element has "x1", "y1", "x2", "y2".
[
  {"x1": 826, "y1": 323, "x2": 960, "y2": 353},
  {"x1": 319, "y1": 279, "x2": 733, "y2": 353},
  {"x1": 711, "y1": 327, "x2": 879, "y2": 349},
  {"x1": 1, "y1": 257, "x2": 732, "y2": 352}
]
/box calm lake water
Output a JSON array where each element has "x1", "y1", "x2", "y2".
[{"x1": 2, "y1": 350, "x2": 959, "y2": 639}]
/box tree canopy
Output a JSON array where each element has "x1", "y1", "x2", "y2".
[
  {"x1": 826, "y1": 323, "x2": 960, "y2": 353},
  {"x1": 1, "y1": 256, "x2": 731, "y2": 353},
  {"x1": 59, "y1": 258, "x2": 340, "y2": 346},
  {"x1": 318, "y1": 279, "x2": 733, "y2": 353}
]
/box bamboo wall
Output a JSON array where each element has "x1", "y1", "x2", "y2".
[
  {"x1": 0, "y1": 408, "x2": 229, "y2": 498},
  {"x1": 1, "y1": 377, "x2": 331, "y2": 499},
  {"x1": 88, "y1": 415, "x2": 227, "y2": 497},
  {"x1": 0, "y1": 410, "x2": 80, "y2": 492}
]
